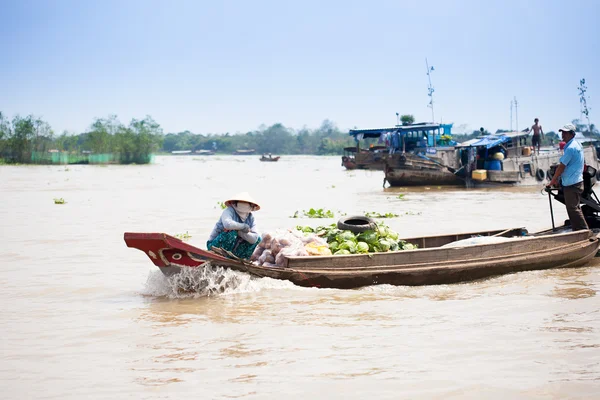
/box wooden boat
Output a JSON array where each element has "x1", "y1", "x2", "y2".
[
  {"x1": 233, "y1": 149, "x2": 256, "y2": 155},
  {"x1": 342, "y1": 122, "x2": 456, "y2": 171},
  {"x1": 194, "y1": 150, "x2": 215, "y2": 155},
  {"x1": 384, "y1": 130, "x2": 600, "y2": 187},
  {"x1": 260, "y1": 155, "x2": 280, "y2": 162},
  {"x1": 453, "y1": 132, "x2": 600, "y2": 187},
  {"x1": 384, "y1": 152, "x2": 463, "y2": 186},
  {"x1": 124, "y1": 227, "x2": 599, "y2": 289}
]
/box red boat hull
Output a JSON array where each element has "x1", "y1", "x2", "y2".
[{"x1": 124, "y1": 232, "x2": 240, "y2": 275}]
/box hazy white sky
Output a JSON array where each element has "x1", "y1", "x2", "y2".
[{"x1": 1, "y1": 0, "x2": 598, "y2": 135}]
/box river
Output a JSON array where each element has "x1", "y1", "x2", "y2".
[{"x1": 1, "y1": 155, "x2": 599, "y2": 399}]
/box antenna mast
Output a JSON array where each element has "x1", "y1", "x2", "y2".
[
  {"x1": 510, "y1": 100, "x2": 513, "y2": 131},
  {"x1": 579, "y1": 78, "x2": 591, "y2": 134},
  {"x1": 426, "y1": 58, "x2": 435, "y2": 123},
  {"x1": 514, "y1": 96, "x2": 519, "y2": 133}
]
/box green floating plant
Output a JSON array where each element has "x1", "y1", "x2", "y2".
[
  {"x1": 175, "y1": 231, "x2": 192, "y2": 241},
  {"x1": 53, "y1": 198, "x2": 66, "y2": 204},
  {"x1": 364, "y1": 211, "x2": 399, "y2": 218},
  {"x1": 291, "y1": 208, "x2": 339, "y2": 218}
]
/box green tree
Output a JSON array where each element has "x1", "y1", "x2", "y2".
[
  {"x1": 87, "y1": 115, "x2": 120, "y2": 153},
  {"x1": 8, "y1": 115, "x2": 51, "y2": 163},
  {"x1": 257, "y1": 123, "x2": 293, "y2": 154},
  {"x1": 0, "y1": 112, "x2": 10, "y2": 156},
  {"x1": 400, "y1": 115, "x2": 415, "y2": 125},
  {"x1": 114, "y1": 116, "x2": 163, "y2": 163}
]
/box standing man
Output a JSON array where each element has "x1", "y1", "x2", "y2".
[
  {"x1": 547, "y1": 124, "x2": 588, "y2": 231},
  {"x1": 530, "y1": 118, "x2": 544, "y2": 154}
]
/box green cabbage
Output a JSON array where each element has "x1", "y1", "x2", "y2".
[
  {"x1": 403, "y1": 243, "x2": 417, "y2": 250},
  {"x1": 377, "y1": 226, "x2": 389, "y2": 238},
  {"x1": 378, "y1": 239, "x2": 391, "y2": 252},
  {"x1": 337, "y1": 231, "x2": 356, "y2": 243},
  {"x1": 345, "y1": 240, "x2": 357, "y2": 253},
  {"x1": 334, "y1": 249, "x2": 351, "y2": 255},
  {"x1": 387, "y1": 230, "x2": 399, "y2": 241},
  {"x1": 357, "y1": 230, "x2": 378, "y2": 245},
  {"x1": 356, "y1": 242, "x2": 369, "y2": 253}
]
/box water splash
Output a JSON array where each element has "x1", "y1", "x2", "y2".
[{"x1": 142, "y1": 262, "x2": 298, "y2": 298}]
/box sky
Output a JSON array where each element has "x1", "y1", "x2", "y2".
[{"x1": 1, "y1": 0, "x2": 599, "y2": 135}]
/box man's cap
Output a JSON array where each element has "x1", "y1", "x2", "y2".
[{"x1": 559, "y1": 124, "x2": 576, "y2": 133}]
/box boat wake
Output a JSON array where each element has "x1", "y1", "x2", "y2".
[{"x1": 142, "y1": 262, "x2": 297, "y2": 299}]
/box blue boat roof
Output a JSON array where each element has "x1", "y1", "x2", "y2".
[
  {"x1": 456, "y1": 135, "x2": 511, "y2": 149},
  {"x1": 349, "y1": 123, "x2": 448, "y2": 138}
]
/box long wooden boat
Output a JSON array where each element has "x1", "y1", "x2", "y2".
[
  {"x1": 384, "y1": 152, "x2": 463, "y2": 186},
  {"x1": 124, "y1": 227, "x2": 599, "y2": 289},
  {"x1": 232, "y1": 149, "x2": 256, "y2": 155}
]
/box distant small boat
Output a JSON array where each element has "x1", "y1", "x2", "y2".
[
  {"x1": 171, "y1": 150, "x2": 192, "y2": 155},
  {"x1": 260, "y1": 155, "x2": 280, "y2": 162},
  {"x1": 194, "y1": 150, "x2": 215, "y2": 155},
  {"x1": 233, "y1": 149, "x2": 256, "y2": 155}
]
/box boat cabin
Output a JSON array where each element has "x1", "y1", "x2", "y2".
[
  {"x1": 343, "y1": 122, "x2": 456, "y2": 170},
  {"x1": 348, "y1": 122, "x2": 455, "y2": 153}
]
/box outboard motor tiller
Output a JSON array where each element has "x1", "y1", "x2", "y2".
[{"x1": 545, "y1": 164, "x2": 600, "y2": 229}]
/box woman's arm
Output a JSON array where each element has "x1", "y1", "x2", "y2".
[
  {"x1": 238, "y1": 216, "x2": 259, "y2": 244},
  {"x1": 221, "y1": 208, "x2": 248, "y2": 231}
]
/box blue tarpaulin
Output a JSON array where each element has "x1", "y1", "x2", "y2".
[{"x1": 456, "y1": 135, "x2": 511, "y2": 149}]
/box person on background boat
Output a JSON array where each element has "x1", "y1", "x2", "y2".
[
  {"x1": 530, "y1": 118, "x2": 544, "y2": 154},
  {"x1": 546, "y1": 124, "x2": 588, "y2": 231},
  {"x1": 207, "y1": 192, "x2": 261, "y2": 258}
]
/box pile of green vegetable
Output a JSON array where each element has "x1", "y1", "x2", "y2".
[{"x1": 295, "y1": 223, "x2": 417, "y2": 255}]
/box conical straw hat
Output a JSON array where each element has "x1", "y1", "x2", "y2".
[{"x1": 224, "y1": 192, "x2": 260, "y2": 211}]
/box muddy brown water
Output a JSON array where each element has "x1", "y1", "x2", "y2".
[{"x1": 1, "y1": 155, "x2": 599, "y2": 399}]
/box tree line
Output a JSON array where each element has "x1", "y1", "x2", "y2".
[
  {"x1": 0, "y1": 112, "x2": 355, "y2": 164},
  {"x1": 1, "y1": 111, "x2": 597, "y2": 164},
  {"x1": 0, "y1": 113, "x2": 164, "y2": 164},
  {"x1": 162, "y1": 119, "x2": 354, "y2": 155}
]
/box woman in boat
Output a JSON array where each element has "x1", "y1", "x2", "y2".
[{"x1": 207, "y1": 192, "x2": 261, "y2": 259}]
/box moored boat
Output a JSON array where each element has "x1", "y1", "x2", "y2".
[
  {"x1": 385, "y1": 131, "x2": 600, "y2": 187},
  {"x1": 194, "y1": 149, "x2": 215, "y2": 155},
  {"x1": 233, "y1": 149, "x2": 256, "y2": 155},
  {"x1": 454, "y1": 131, "x2": 600, "y2": 187},
  {"x1": 343, "y1": 122, "x2": 456, "y2": 171},
  {"x1": 384, "y1": 152, "x2": 463, "y2": 186}
]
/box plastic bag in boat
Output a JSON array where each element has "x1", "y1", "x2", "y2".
[{"x1": 441, "y1": 236, "x2": 515, "y2": 248}]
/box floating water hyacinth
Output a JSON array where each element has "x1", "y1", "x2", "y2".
[
  {"x1": 363, "y1": 211, "x2": 399, "y2": 218},
  {"x1": 175, "y1": 231, "x2": 192, "y2": 241},
  {"x1": 290, "y1": 208, "x2": 346, "y2": 218}
]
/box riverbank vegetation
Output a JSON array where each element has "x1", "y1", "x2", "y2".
[
  {"x1": 0, "y1": 113, "x2": 163, "y2": 164},
  {"x1": 1, "y1": 110, "x2": 597, "y2": 165},
  {"x1": 0, "y1": 112, "x2": 354, "y2": 164}
]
